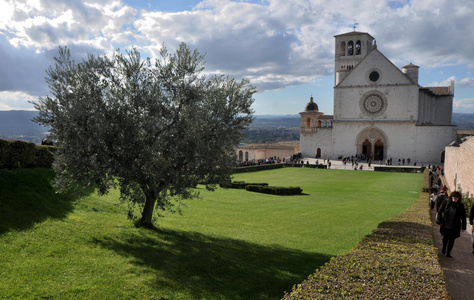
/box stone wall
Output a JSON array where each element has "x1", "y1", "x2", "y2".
[
  {"x1": 235, "y1": 143, "x2": 299, "y2": 162},
  {"x1": 444, "y1": 136, "x2": 474, "y2": 196}
]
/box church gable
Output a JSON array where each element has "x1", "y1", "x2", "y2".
[{"x1": 336, "y1": 49, "x2": 414, "y2": 88}]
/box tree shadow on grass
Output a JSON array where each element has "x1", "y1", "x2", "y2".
[
  {"x1": 95, "y1": 227, "x2": 331, "y2": 299},
  {"x1": 0, "y1": 168, "x2": 93, "y2": 235}
]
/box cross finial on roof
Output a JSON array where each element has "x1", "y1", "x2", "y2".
[{"x1": 353, "y1": 22, "x2": 359, "y2": 31}]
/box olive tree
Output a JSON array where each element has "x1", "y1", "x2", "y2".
[{"x1": 32, "y1": 44, "x2": 255, "y2": 227}]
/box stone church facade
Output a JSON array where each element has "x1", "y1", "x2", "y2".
[{"x1": 300, "y1": 31, "x2": 457, "y2": 164}]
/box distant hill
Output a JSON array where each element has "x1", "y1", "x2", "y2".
[
  {"x1": 0, "y1": 111, "x2": 49, "y2": 144},
  {"x1": 1, "y1": 111, "x2": 473, "y2": 145},
  {"x1": 250, "y1": 113, "x2": 474, "y2": 129},
  {"x1": 248, "y1": 115, "x2": 300, "y2": 128},
  {"x1": 453, "y1": 113, "x2": 474, "y2": 130}
]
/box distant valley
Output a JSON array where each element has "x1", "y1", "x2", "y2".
[
  {"x1": 1, "y1": 111, "x2": 473, "y2": 145},
  {"x1": 0, "y1": 111, "x2": 49, "y2": 144}
]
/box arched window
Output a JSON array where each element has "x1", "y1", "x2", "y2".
[
  {"x1": 328, "y1": 121, "x2": 332, "y2": 127},
  {"x1": 348, "y1": 41, "x2": 354, "y2": 55},
  {"x1": 340, "y1": 41, "x2": 346, "y2": 56},
  {"x1": 306, "y1": 118, "x2": 311, "y2": 128},
  {"x1": 355, "y1": 40, "x2": 361, "y2": 55},
  {"x1": 323, "y1": 120, "x2": 327, "y2": 127}
]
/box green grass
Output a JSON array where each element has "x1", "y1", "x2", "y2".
[
  {"x1": 0, "y1": 167, "x2": 423, "y2": 299},
  {"x1": 284, "y1": 174, "x2": 449, "y2": 299}
]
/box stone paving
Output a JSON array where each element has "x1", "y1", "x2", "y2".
[
  {"x1": 431, "y1": 205, "x2": 474, "y2": 300},
  {"x1": 301, "y1": 158, "x2": 425, "y2": 171}
]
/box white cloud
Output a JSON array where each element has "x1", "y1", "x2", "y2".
[
  {"x1": 457, "y1": 77, "x2": 474, "y2": 88},
  {"x1": 1, "y1": 0, "x2": 474, "y2": 113},
  {"x1": 0, "y1": 91, "x2": 36, "y2": 110},
  {"x1": 454, "y1": 98, "x2": 474, "y2": 114},
  {"x1": 427, "y1": 76, "x2": 474, "y2": 88}
]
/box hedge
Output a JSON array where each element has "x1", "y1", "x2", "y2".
[
  {"x1": 0, "y1": 139, "x2": 55, "y2": 169},
  {"x1": 220, "y1": 181, "x2": 269, "y2": 189},
  {"x1": 374, "y1": 165, "x2": 426, "y2": 173},
  {"x1": 233, "y1": 162, "x2": 327, "y2": 173},
  {"x1": 245, "y1": 185, "x2": 302, "y2": 195}
]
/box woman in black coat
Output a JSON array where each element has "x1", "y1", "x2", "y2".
[{"x1": 437, "y1": 191, "x2": 466, "y2": 258}]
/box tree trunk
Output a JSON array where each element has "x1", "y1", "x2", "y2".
[{"x1": 139, "y1": 189, "x2": 156, "y2": 228}]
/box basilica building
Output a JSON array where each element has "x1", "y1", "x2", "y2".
[{"x1": 299, "y1": 31, "x2": 457, "y2": 164}]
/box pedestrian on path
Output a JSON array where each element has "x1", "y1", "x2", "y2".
[
  {"x1": 437, "y1": 191, "x2": 466, "y2": 258},
  {"x1": 434, "y1": 190, "x2": 447, "y2": 212}
]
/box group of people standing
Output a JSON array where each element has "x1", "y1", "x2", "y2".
[{"x1": 432, "y1": 182, "x2": 474, "y2": 258}]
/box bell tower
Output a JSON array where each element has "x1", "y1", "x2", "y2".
[{"x1": 334, "y1": 31, "x2": 376, "y2": 85}]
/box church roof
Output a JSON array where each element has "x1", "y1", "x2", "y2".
[
  {"x1": 424, "y1": 87, "x2": 451, "y2": 96},
  {"x1": 334, "y1": 31, "x2": 375, "y2": 39},
  {"x1": 403, "y1": 63, "x2": 419, "y2": 69},
  {"x1": 335, "y1": 47, "x2": 413, "y2": 87}
]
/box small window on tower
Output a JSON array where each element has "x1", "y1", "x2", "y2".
[
  {"x1": 340, "y1": 42, "x2": 346, "y2": 56},
  {"x1": 348, "y1": 41, "x2": 354, "y2": 55}
]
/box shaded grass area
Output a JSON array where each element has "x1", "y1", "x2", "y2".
[
  {"x1": 283, "y1": 171, "x2": 449, "y2": 299},
  {"x1": 0, "y1": 167, "x2": 424, "y2": 299},
  {"x1": 94, "y1": 228, "x2": 330, "y2": 299},
  {"x1": 0, "y1": 168, "x2": 76, "y2": 234}
]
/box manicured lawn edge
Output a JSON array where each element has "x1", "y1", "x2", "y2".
[{"x1": 282, "y1": 169, "x2": 449, "y2": 299}]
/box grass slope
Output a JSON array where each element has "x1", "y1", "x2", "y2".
[{"x1": 0, "y1": 167, "x2": 423, "y2": 299}]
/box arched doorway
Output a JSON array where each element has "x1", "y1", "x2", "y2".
[
  {"x1": 316, "y1": 148, "x2": 321, "y2": 158},
  {"x1": 239, "y1": 150, "x2": 243, "y2": 162},
  {"x1": 362, "y1": 139, "x2": 371, "y2": 158},
  {"x1": 355, "y1": 127, "x2": 388, "y2": 162},
  {"x1": 374, "y1": 139, "x2": 384, "y2": 161}
]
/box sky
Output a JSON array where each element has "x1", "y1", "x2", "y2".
[{"x1": 1, "y1": 0, "x2": 474, "y2": 115}]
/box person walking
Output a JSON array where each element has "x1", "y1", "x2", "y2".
[
  {"x1": 437, "y1": 191, "x2": 466, "y2": 258},
  {"x1": 434, "y1": 190, "x2": 447, "y2": 212}
]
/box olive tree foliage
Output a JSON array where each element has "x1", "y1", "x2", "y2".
[{"x1": 32, "y1": 43, "x2": 255, "y2": 227}]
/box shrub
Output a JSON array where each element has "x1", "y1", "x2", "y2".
[
  {"x1": 0, "y1": 139, "x2": 8, "y2": 168},
  {"x1": 233, "y1": 164, "x2": 285, "y2": 173},
  {"x1": 34, "y1": 146, "x2": 56, "y2": 168},
  {"x1": 0, "y1": 139, "x2": 55, "y2": 169},
  {"x1": 246, "y1": 185, "x2": 302, "y2": 195},
  {"x1": 458, "y1": 185, "x2": 474, "y2": 215},
  {"x1": 220, "y1": 181, "x2": 268, "y2": 189}
]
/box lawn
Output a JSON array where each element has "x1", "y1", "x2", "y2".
[{"x1": 0, "y1": 167, "x2": 423, "y2": 299}]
